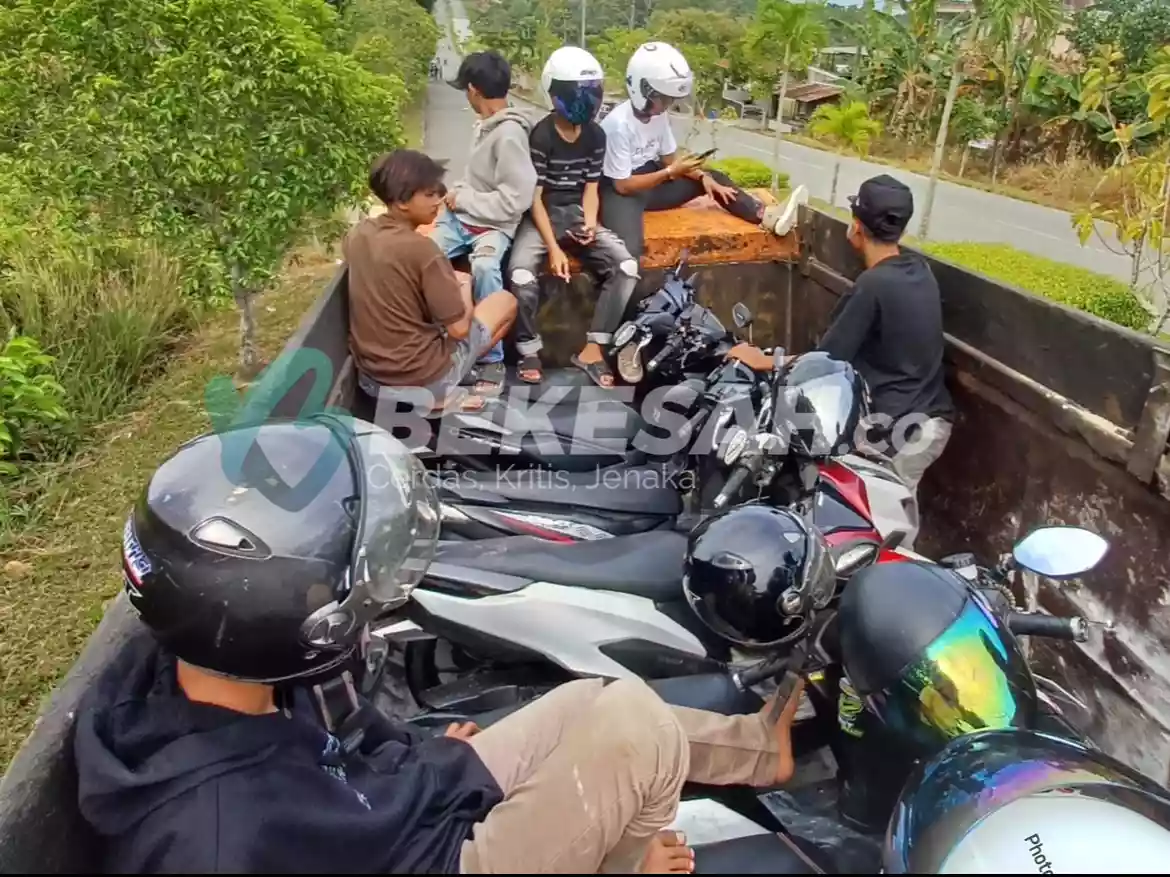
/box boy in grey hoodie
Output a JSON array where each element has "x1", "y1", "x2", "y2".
[{"x1": 432, "y1": 51, "x2": 538, "y2": 395}]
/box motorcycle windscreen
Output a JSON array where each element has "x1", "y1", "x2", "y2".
[
  {"x1": 773, "y1": 352, "x2": 865, "y2": 457},
  {"x1": 349, "y1": 421, "x2": 441, "y2": 605},
  {"x1": 865, "y1": 598, "x2": 1037, "y2": 753}
]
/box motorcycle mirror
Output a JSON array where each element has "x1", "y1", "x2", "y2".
[
  {"x1": 1011, "y1": 526, "x2": 1109, "y2": 580},
  {"x1": 732, "y1": 302, "x2": 753, "y2": 329},
  {"x1": 833, "y1": 542, "x2": 880, "y2": 577}
]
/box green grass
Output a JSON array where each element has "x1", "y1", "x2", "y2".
[
  {"x1": 806, "y1": 200, "x2": 1151, "y2": 333},
  {"x1": 0, "y1": 249, "x2": 338, "y2": 771},
  {"x1": 918, "y1": 241, "x2": 1151, "y2": 332}
]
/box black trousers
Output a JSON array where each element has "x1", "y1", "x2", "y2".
[{"x1": 599, "y1": 161, "x2": 764, "y2": 259}]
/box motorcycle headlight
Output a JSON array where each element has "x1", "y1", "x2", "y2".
[{"x1": 722, "y1": 427, "x2": 749, "y2": 465}]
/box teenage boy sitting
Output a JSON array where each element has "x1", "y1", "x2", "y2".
[
  {"x1": 431, "y1": 50, "x2": 538, "y2": 397},
  {"x1": 505, "y1": 45, "x2": 639, "y2": 389},
  {"x1": 346, "y1": 149, "x2": 517, "y2": 414}
]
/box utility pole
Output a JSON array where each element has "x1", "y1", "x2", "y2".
[{"x1": 580, "y1": 0, "x2": 587, "y2": 47}]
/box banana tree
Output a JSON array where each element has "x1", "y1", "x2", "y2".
[
  {"x1": 743, "y1": 0, "x2": 829, "y2": 192},
  {"x1": 985, "y1": 0, "x2": 1064, "y2": 181},
  {"x1": 807, "y1": 101, "x2": 884, "y2": 204}
]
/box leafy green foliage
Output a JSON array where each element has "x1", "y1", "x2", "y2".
[
  {"x1": 342, "y1": 0, "x2": 440, "y2": 100},
  {"x1": 808, "y1": 101, "x2": 882, "y2": 155},
  {"x1": 0, "y1": 0, "x2": 407, "y2": 369},
  {"x1": 707, "y1": 157, "x2": 786, "y2": 189},
  {"x1": 648, "y1": 9, "x2": 745, "y2": 111},
  {"x1": 593, "y1": 27, "x2": 654, "y2": 92},
  {"x1": 743, "y1": 0, "x2": 829, "y2": 112},
  {"x1": 920, "y1": 241, "x2": 1151, "y2": 331},
  {"x1": 0, "y1": 334, "x2": 69, "y2": 476},
  {"x1": 1069, "y1": 0, "x2": 1170, "y2": 74}
]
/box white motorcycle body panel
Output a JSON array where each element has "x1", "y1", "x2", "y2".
[
  {"x1": 837, "y1": 453, "x2": 920, "y2": 549},
  {"x1": 409, "y1": 581, "x2": 707, "y2": 679}
]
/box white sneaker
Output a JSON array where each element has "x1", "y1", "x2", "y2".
[{"x1": 761, "y1": 184, "x2": 809, "y2": 237}]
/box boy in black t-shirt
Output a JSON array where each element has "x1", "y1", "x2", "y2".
[{"x1": 506, "y1": 47, "x2": 639, "y2": 388}]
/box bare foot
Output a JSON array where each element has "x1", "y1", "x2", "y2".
[
  {"x1": 770, "y1": 676, "x2": 808, "y2": 785},
  {"x1": 641, "y1": 831, "x2": 694, "y2": 874},
  {"x1": 576, "y1": 341, "x2": 603, "y2": 364}
]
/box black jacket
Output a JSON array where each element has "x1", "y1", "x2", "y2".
[
  {"x1": 817, "y1": 251, "x2": 954, "y2": 428},
  {"x1": 74, "y1": 636, "x2": 503, "y2": 873}
]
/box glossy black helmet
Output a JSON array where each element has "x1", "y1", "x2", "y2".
[
  {"x1": 838, "y1": 561, "x2": 1037, "y2": 755},
  {"x1": 122, "y1": 414, "x2": 439, "y2": 683},
  {"x1": 682, "y1": 503, "x2": 836, "y2": 650}
]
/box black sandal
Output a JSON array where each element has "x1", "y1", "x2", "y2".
[
  {"x1": 518, "y1": 353, "x2": 544, "y2": 384},
  {"x1": 570, "y1": 353, "x2": 615, "y2": 390}
]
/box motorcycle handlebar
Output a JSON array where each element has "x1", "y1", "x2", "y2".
[
  {"x1": 713, "y1": 465, "x2": 751, "y2": 509},
  {"x1": 1006, "y1": 612, "x2": 1089, "y2": 643},
  {"x1": 648, "y1": 335, "x2": 684, "y2": 374}
]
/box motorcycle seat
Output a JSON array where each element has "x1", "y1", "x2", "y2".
[
  {"x1": 432, "y1": 530, "x2": 689, "y2": 602},
  {"x1": 440, "y1": 462, "x2": 684, "y2": 515}
]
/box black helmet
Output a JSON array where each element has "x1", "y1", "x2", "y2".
[
  {"x1": 682, "y1": 503, "x2": 836, "y2": 650},
  {"x1": 122, "y1": 414, "x2": 439, "y2": 683},
  {"x1": 838, "y1": 561, "x2": 1037, "y2": 755}
]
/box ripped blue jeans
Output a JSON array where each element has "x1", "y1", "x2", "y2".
[{"x1": 429, "y1": 209, "x2": 510, "y2": 365}]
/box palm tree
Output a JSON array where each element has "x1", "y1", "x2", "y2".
[
  {"x1": 744, "y1": 0, "x2": 829, "y2": 192},
  {"x1": 808, "y1": 101, "x2": 884, "y2": 205}
]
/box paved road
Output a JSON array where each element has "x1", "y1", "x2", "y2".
[{"x1": 670, "y1": 117, "x2": 1133, "y2": 282}]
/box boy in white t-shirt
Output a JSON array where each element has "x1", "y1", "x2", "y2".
[{"x1": 599, "y1": 42, "x2": 808, "y2": 260}]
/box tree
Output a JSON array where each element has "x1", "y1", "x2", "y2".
[
  {"x1": 650, "y1": 9, "x2": 744, "y2": 143},
  {"x1": 0, "y1": 0, "x2": 407, "y2": 371},
  {"x1": 985, "y1": 0, "x2": 1063, "y2": 182},
  {"x1": 1073, "y1": 45, "x2": 1170, "y2": 333},
  {"x1": 807, "y1": 101, "x2": 883, "y2": 205},
  {"x1": 949, "y1": 95, "x2": 996, "y2": 177},
  {"x1": 342, "y1": 0, "x2": 441, "y2": 100},
  {"x1": 744, "y1": 0, "x2": 829, "y2": 191},
  {"x1": 919, "y1": 6, "x2": 983, "y2": 239},
  {"x1": 593, "y1": 26, "x2": 653, "y2": 93},
  {"x1": 1068, "y1": 0, "x2": 1170, "y2": 73}
]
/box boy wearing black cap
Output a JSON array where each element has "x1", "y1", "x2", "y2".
[{"x1": 729, "y1": 174, "x2": 953, "y2": 495}]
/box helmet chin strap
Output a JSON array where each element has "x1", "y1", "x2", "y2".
[{"x1": 309, "y1": 629, "x2": 392, "y2": 756}]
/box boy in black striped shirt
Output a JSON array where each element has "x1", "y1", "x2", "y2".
[{"x1": 506, "y1": 47, "x2": 639, "y2": 389}]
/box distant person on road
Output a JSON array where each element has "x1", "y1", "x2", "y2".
[
  {"x1": 506, "y1": 46, "x2": 639, "y2": 389},
  {"x1": 728, "y1": 175, "x2": 954, "y2": 496},
  {"x1": 598, "y1": 42, "x2": 809, "y2": 263},
  {"x1": 431, "y1": 50, "x2": 538, "y2": 397},
  {"x1": 346, "y1": 149, "x2": 517, "y2": 415}
]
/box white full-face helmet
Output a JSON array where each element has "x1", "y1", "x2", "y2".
[
  {"x1": 625, "y1": 41, "x2": 693, "y2": 117},
  {"x1": 541, "y1": 46, "x2": 606, "y2": 125}
]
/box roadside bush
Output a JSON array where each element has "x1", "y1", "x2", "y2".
[
  {"x1": 0, "y1": 334, "x2": 68, "y2": 476},
  {"x1": 707, "y1": 157, "x2": 788, "y2": 191},
  {"x1": 0, "y1": 234, "x2": 195, "y2": 448},
  {"x1": 920, "y1": 241, "x2": 1151, "y2": 332}
]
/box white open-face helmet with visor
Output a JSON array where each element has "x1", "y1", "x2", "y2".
[
  {"x1": 625, "y1": 41, "x2": 693, "y2": 117},
  {"x1": 542, "y1": 45, "x2": 606, "y2": 126}
]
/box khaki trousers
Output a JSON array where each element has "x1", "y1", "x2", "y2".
[{"x1": 459, "y1": 678, "x2": 781, "y2": 874}]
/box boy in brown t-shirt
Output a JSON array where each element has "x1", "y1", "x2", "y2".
[{"x1": 345, "y1": 150, "x2": 517, "y2": 412}]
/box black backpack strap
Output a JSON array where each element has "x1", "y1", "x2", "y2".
[{"x1": 312, "y1": 670, "x2": 378, "y2": 755}]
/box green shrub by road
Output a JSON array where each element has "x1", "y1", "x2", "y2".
[
  {"x1": 919, "y1": 241, "x2": 1151, "y2": 332},
  {"x1": 708, "y1": 157, "x2": 788, "y2": 191}
]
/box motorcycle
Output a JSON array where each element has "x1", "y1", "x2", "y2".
[
  {"x1": 370, "y1": 525, "x2": 1166, "y2": 873},
  {"x1": 608, "y1": 251, "x2": 748, "y2": 387}
]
